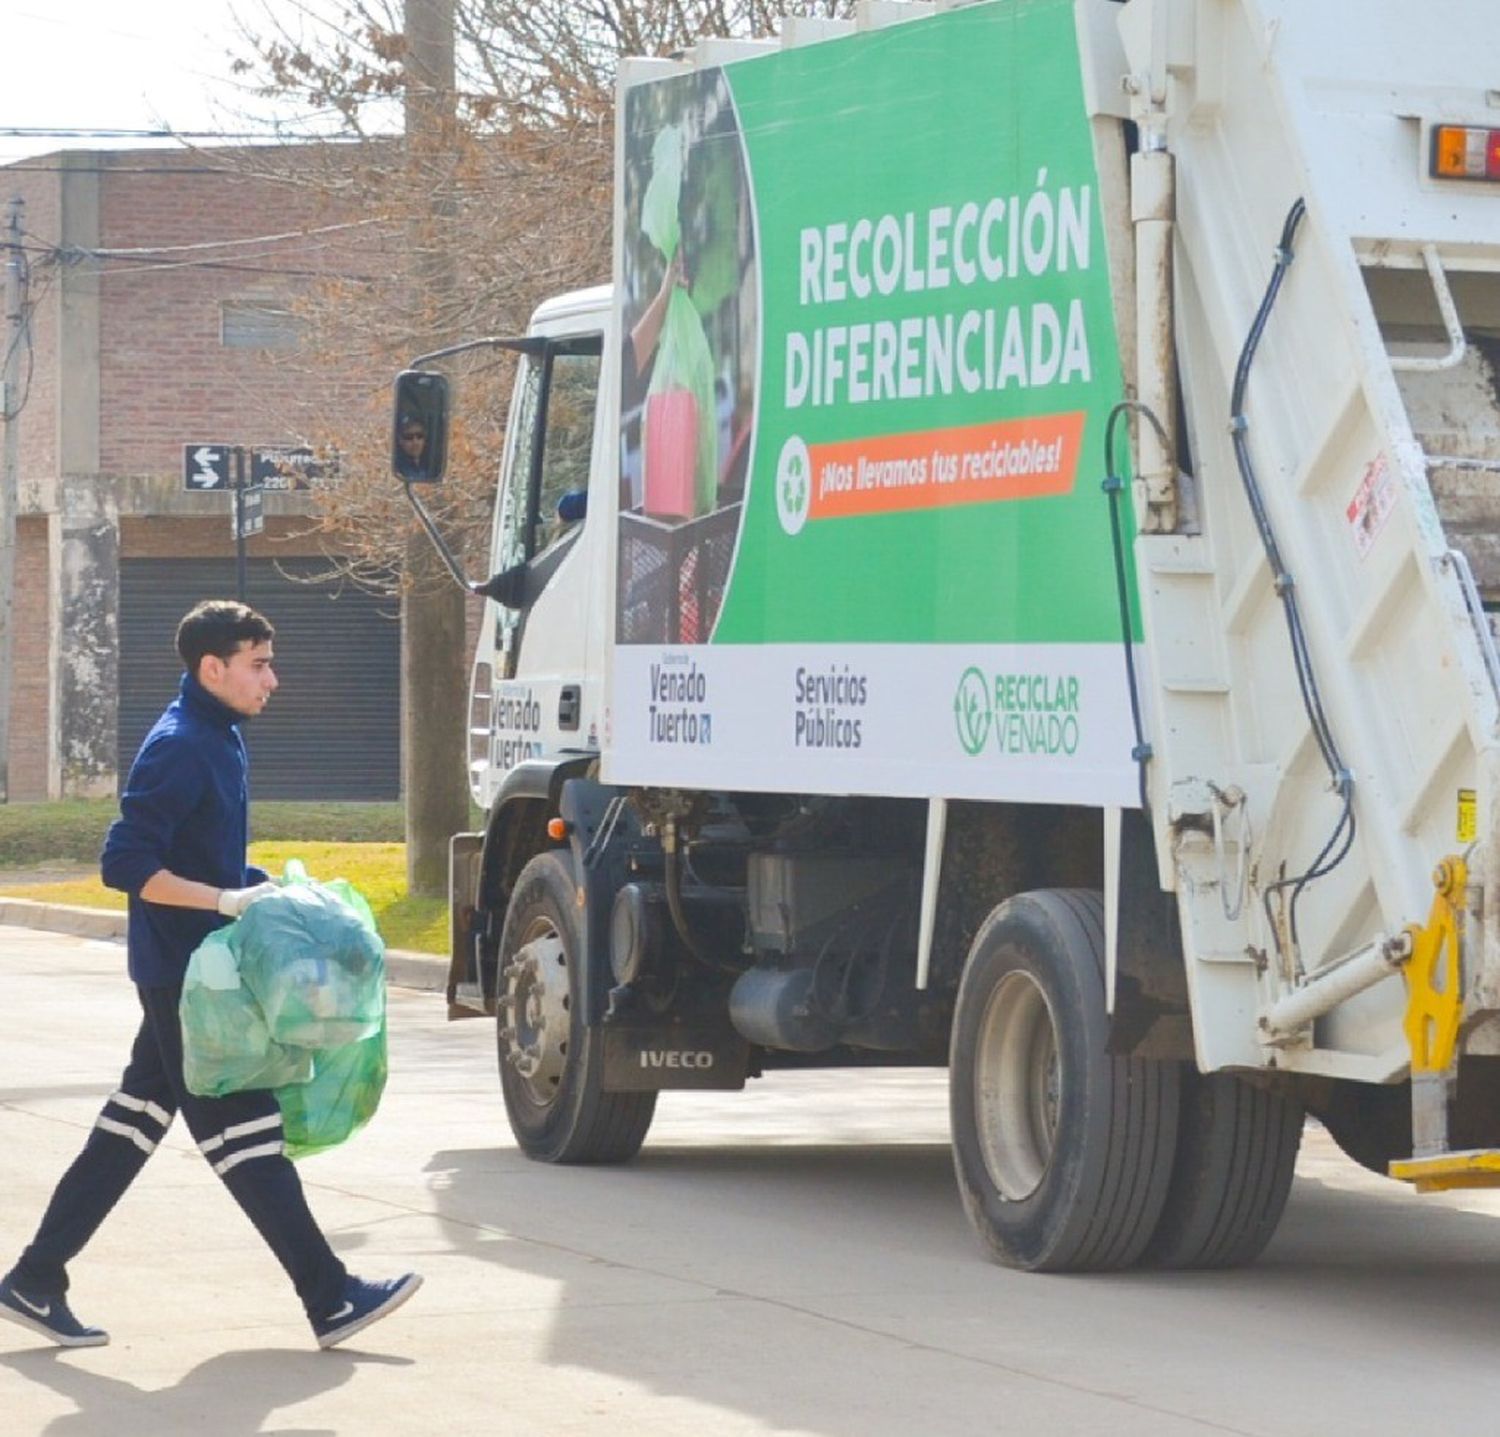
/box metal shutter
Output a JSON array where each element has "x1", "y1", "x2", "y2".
[{"x1": 118, "y1": 559, "x2": 400, "y2": 800}]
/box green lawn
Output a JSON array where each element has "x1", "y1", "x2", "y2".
[
  {"x1": 0, "y1": 834, "x2": 448, "y2": 955},
  {"x1": 0, "y1": 800, "x2": 408, "y2": 867}
]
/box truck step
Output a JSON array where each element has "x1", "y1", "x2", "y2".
[{"x1": 1388, "y1": 1150, "x2": 1500, "y2": 1192}]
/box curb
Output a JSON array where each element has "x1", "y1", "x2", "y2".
[{"x1": 0, "y1": 897, "x2": 449, "y2": 992}]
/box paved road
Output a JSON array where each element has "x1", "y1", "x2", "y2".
[{"x1": 5, "y1": 924, "x2": 1500, "y2": 1435}]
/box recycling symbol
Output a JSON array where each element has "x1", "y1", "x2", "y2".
[
  {"x1": 775, "y1": 436, "x2": 812, "y2": 537},
  {"x1": 954, "y1": 667, "x2": 993, "y2": 757}
]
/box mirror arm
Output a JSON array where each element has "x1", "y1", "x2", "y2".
[
  {"x1": 473, "y1": 562, "x2": 528, "y2": 608},
  {"x1": 400, "y1": 480, "x2": 483, "y2": 594},
  {"x1": 407, "y1": 334, "x2": 546, "y2": 368}
]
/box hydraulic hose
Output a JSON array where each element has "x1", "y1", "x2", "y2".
[{"x1": 1229, "y1": 198, "x2": 1356, "y2": 962}]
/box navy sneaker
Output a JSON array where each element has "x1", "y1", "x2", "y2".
[
  {"x1": 0, "y1": 1275, "x2": 108, "y2": 1348},
  {"x1": 312, "y1": 1272, "x2": 422, "y2": 1350}
]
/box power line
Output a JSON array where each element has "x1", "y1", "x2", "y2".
[
  {"x1": 14, "y1": 233, "x2": 380, "y2": 283},
  {"x1": 0, "y1": 126, "x2": 351, "y2": 141},
  {"x1": 0, "y1": 164, "x2": 244, "y2": 176},
  {"x1": 89, "y1": 255, "x2": 382, "y2": 282},
  {"x1": 84, "y1": 217, "x2": 391, "y2": 257}
]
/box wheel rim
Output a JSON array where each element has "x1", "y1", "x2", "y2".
[
  {"x1": 500, "y1": 915, "x2": 572, "y2": 1108},
  {"x1": 974, "y1": 968, "x2": 1061, "y2": 1201}
]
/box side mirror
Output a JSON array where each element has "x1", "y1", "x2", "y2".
[{"x1": 392, "y1": 370, "x2": 450, "y2": 482}]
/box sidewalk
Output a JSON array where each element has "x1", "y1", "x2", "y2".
[{"x1": 0, "y1": 895, "x2": 448, "y2": 991}]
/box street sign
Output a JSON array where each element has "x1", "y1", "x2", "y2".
[
  {"x1": 184, "y1": 443, "x2": 232, "y2": 491},
  {"x1": 252, "y1": 444, "x2": 338, "y2": 491},
  {"x1": 233, "y1": 485, "x2": 265, "y2": 540}
]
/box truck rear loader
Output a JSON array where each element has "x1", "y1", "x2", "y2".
[{"x1": 394, "y1": 0, "x2": 1500, "y2": 1271}]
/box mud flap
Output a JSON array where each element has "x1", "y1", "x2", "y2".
[{"x1": 602, "y1": 1024, "x2": 751, "y2": 1091}]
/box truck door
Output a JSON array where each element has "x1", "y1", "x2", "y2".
[{"x1": 469, "y1": 335, "x2": 603, "y2": 808}]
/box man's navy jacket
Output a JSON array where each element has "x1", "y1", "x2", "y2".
[{"x1": 101, "y1": 673, "x2": 267, "y2": 987}]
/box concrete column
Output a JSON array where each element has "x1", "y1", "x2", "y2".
[
  {"x1": 56, "y1": 479, "x2": 118, "y2": 796},
  {"x1": 54, "y1": 153, "x2": 115, "y2": 797}
]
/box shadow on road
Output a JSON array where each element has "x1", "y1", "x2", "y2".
[
  {"x1": 0, "y1": 1347, "x2": 409, "y2": 1437},
  {"x1": 413, "y1": 1136, "x2": 1500, "y2": 1436}
]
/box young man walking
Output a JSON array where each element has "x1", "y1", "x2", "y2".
[{"x1": 0, "y1": 600, "x2": 421, "y2": 1350}]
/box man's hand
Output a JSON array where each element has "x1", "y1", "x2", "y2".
[{"x1": 216, "y1": 882, "x2": 280, "y2": 918}]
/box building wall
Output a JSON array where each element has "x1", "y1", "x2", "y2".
[
  {"x1": 96, "y1": 153, "x2": 363, "y2": 482},
  {"x1": 4, "y1": 148, "x2": 387, "y2": 797},
  {"x1": 4, "y1": 169, "x2": 60, "y2": 491},
  {"x1": 121, "y1": 514, "x2": 324, "y2": 561},
  {"x1": 3, "y1": 145, "x2": 478, "y2": 799},
  {"x1": 7, "y1": 517, "x2": 53, "y2": 800}
]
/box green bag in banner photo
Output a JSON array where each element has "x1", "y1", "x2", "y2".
[
  {"x1": 639, "y1": 121, "x2": 719, "y2": 520},
  {"x1": 178, "y1": 859, "x2": 390, "y2": 1159}
]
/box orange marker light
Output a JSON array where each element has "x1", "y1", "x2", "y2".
[
  {"x1": 547, "y1": 817, "x2": 570, "y2": 841},
  {"x1": 1430, "y1": 124, "x2": 1500, "y2": 182}
]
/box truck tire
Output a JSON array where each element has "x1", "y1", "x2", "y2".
[
  {"x1": 497, "y1": 851, "x2": 656, "y2": 1163},
  {"x1": 1142, "y1": 1070, "x2": 1302, "y2": 1268},
  {"x1": 950, "y1": 889, "x2": 1180, "y2": 1272}
]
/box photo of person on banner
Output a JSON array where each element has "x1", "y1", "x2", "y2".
[{"x1": 617, "y1": 68, "x2": 756, "y2": 646}]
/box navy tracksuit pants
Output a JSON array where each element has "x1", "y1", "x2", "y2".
[{"x1": 11, "y1": 983, "x2": 347, "y2": 1320}]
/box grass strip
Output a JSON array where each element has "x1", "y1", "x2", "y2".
[
  {"x1": 0, "y1": 840, "x2": 447, "y2": 956},
  {"x1": 0, "y1": 801, "x2": 408, "y2": 867}
]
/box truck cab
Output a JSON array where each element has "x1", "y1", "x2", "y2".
[{"x1": 467, "y1": 287, "x2": 612, "y2": 811}]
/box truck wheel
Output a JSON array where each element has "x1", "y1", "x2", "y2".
[
  {"x1": 497, "y1": 851, "x2": 656, "y2": 1163},
  {"x1": 950, "y1": 889, "x2": 1180, "y2": 1272},
  {"x1": 1143, "y1": 1070, "x2": 1302, "y2": 1268}
]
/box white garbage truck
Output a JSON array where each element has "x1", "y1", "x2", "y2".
[{"x1": 393, "y1": 0, "x2": 1500, "y2": 1270}]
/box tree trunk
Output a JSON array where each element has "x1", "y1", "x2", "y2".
[{"x1": 403, "y1": 0, "x2": 469, "y2": 897}]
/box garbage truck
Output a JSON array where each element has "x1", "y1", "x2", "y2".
[{"x1": 392, "y1": 0, "x2": 1500, "y2": 1271}]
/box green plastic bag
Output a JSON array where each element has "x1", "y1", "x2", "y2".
[
  {"x1": 181, "y1": 928, "x2": 313, "y2": 1098},
  {"x1": 639, "y1": 121, "x2": 719, "y2": 516},
  {"x1": 235, "y1": 879, "x2": 385, "y2": 1050},
  {"x1": 271, "y1": 859, "x2": 388, "y2": 1159},
  {"x1": 277, "y1": 1027, "x2": 388, "y2": 1161},
  {"x1": 640, "y1": 124, "x2": 684, "y2": 263},
  {"x1": 646, "y1": 287, "x2": 719, "y2": 516},
  {"x1": 179, "y1": 860, "x2": 389, "y2": 1159}
]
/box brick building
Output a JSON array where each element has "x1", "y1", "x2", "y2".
[{"x1": 2, "y1": 146, "x2": 406, "y2": 800}]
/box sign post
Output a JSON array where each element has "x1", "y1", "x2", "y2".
[
  {"x1": 230, "y1": 447, "x2": 266, "y2": 602},
  {"x1": 234, "y1": 447, "x2": 248, "y2": 603},
  {"x1": 184, "y1": 441, "x2": 271, "y2": 601}
]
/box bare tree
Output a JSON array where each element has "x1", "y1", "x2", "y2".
[
  {"x1": 220, "y1": 0, "x2": 855, "y2": 888},
  {"x1": 221, "y1": 1, "x2": 850, "y2": 580}
]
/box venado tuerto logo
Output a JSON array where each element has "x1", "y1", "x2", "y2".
[
  {"x1": 954, "y1": 666, "x2": 1082, "y2": 758},
  {"x1": 953, "y1": 667, "x2": 993, "y2": 756},
  {"x1": 776, "y1": 435, "x2": 811, "y2": 536}
]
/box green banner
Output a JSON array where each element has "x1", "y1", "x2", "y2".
[{"x1": 616, "y1": 0, "x2": 1136, "y2": 651}]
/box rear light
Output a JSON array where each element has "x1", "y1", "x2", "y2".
[{"x1": 1430, "y1": 124, "x2": 1500, "y2": 181}]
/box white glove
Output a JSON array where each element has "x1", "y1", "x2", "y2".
[{"x1": 217, "y1": 881, "x2": 279, "y2": 918}]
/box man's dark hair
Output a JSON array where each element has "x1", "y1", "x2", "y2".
[{"x1": 175, "y1": 600, "x2": 275, "y2": 676}]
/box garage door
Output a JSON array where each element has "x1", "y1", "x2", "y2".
[{"x1": 119, "y1": 559, "x2": 400, "y2": 800}]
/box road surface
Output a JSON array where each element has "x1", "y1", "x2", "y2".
[{"x1": 3, "y1": 923, "x2": 1500, "y2": 1435}]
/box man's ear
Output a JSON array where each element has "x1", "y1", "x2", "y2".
[{"x1": 198, "y1": 654, "x2": 224, "y2": 685}]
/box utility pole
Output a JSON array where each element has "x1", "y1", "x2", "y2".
[
  {"x1": 0, "y1": 196, "x2": 27, "y2": 804},
  {"x1": 402, "y1": 0, "x2": 470, "y2": 896}
]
